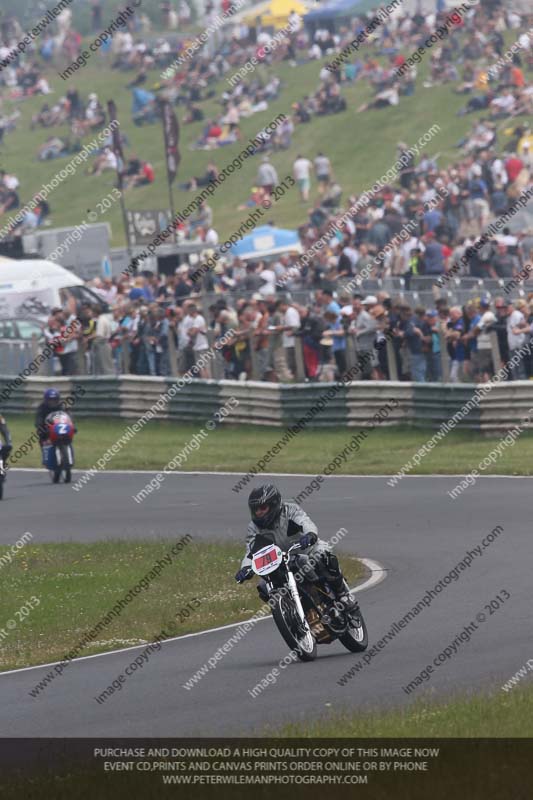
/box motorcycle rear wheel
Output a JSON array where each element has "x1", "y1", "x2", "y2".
[{"x1": 272, "y1": 594, "x2": 317, "y2": 662}]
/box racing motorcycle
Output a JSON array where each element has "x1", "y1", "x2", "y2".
[
  {"x1": 42, "y1": 411, "x2": 75, "y2": 484},
  {"x1": 250, "y1": 535, "x2": 368, "y2": 662}
]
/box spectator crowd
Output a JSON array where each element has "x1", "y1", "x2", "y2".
[
  {"x1": 39, "y1": 278, "x2": 533, "y2": 385},
  {"x1": 1, "y1": 1, "x2": 533, "y2": 387}
]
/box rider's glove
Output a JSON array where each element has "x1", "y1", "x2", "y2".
[
  {"x1": 235, "y1": 566, "x2": 253, "y2": 583},
  {"x1": 299, "y1": 532, "x2": 317, "y2": 549}
]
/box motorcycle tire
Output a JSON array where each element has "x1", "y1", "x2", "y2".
[
  {"x1": 339, "y1": 607, "x2": 368, "y2": 653},
  {"x1": 60, "y1": 445, "x2": 72, "y2": 484},
  {"x1": 271, "y1": 593, "x2": 317, "y2": 662}
]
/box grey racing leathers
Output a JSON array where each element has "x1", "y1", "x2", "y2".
[{"x1": 241, "y1": 501, "x2": 336, "y2": 587}]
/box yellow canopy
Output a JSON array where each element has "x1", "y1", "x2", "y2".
[{"x1": 245, "y1": 0, "x2": 307, "y2": 29}]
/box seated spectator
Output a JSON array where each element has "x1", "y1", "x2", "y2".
[
  {"x1": 87, "y1": 146, "x2": 118, "y2": 176},
  {"x1": 37, "y1": 136, "x2": 70, "y2": 160},
  {"x1": 125, "y1": 155, "x2": 153, "y2": 187}
]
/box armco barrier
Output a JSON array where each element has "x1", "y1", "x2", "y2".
[
  {"x1": 411, "y1": 383, "x2": 481, "y2": 429},
  {"x1": 2, "y1": 377, "x2": 533, "y2": 434},
  {"x1": 71, "y1": 377, "x2": 120, "y2": 417},
  {"x1": 165, "y1": 379, "x2": 223, "y2": 422},
  {"x1": 479, "y1": 381, "x2": 533, "y2": 434},
  {"x1": 219, "y1": 381, "x2": 282, "y2": 426},
  {"x1": 281, "y1": 382, "x2": 348, "y2": 428},
  {"x1": 346, "y1": 381, "x2": 412, "y2": 427}
]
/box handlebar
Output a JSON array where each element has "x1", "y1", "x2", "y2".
[{"x1": 287, "y1": 542, "x2": 303, "y2": 555}]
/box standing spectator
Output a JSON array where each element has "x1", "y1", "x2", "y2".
[
  {"x1": 423, "y1": 309, "x2": 442, "y2": 381},
  {"x1": 350, "y1": 296, "x2": 376, "y2": 379},
  {"x1": 323, "y1": 309, "x2": 347, "y2": 378},
  {"x1": 57, "y1": 309, "x2": 80, "y2": 376},
  {"x1": 267, "y1": 300, "x2": 292, "y2": 381},
  {"x1": 256, "y1": 156, "x2": 278, "y2": 195},
  {"x1": 422, "y1": 232, "x2": 446, "y2": 277},
  {"x1": 92, "y1": 308, "x2": 115, "y2": 375},
  {"x1": 396, "y1": 305, "x2": 426, "y2": 382},
  {"x1": 465, "y1": 298, "x2": 496, "y2": 382},
  {"x1": 507, "y1": 299, "x2": 527, "y2": 380},
  {"x1": 446, "y1": 306, "x2": 466, "y2": 382},
  {"x1": 491, "y1": 243, "x2": 519, "y2": 280},
  {"x1": 279, "y1": 296, "x2": 301, "y2": 378},
  {"x1": 493, "y1": 297, "x2": 511, "y2": 372},
  {"x1": 314, "y1": 152, "x2": 331, "y2": 194},
  {"x1": 293, "y1": 154, "x2": 313, "y2": 201},
  {"x1": 182, "y1": 304, "x2": 210, "y2": 377},
  {"x1": 251, "y1": 297, "x2": 271, "y2": 380},
  {"x1": 152, "y1": 307, "x2": 171, "y2": 376},
  {"x1": 299, "y1": 305, "x2": 324, "y2": 380}
]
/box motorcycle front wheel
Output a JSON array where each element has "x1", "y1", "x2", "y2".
[
  {"x1": 271, "y1": 593, "x2": 317, "y2": 662},
  {"x1": 339, "y1": 607, "x2": 368, "y2": 653}
]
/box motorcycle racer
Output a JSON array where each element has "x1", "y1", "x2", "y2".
[
  {"x1": 235, "y1": 484, "x2": 357, "y2": 611},
  {"x1": 35, "y1": 388, "x2": 67, "y2": 443}
]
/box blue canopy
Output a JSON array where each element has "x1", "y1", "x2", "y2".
[
  {"x1": 304, "y1": 0, "x2": 382, "y2": 24},
  {"x1": 226, "y1": 225, "x2": 302, "y2": 259}
]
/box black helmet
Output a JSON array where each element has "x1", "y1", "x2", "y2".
[
  {"x1": 248, "y1": 484, "x2": 282, "y2": 529},
  {"x1": 44, "y1": 388, "x2": 61, "y2": 408}
]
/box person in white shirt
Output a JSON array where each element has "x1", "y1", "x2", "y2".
[
  {"x1": 279, "y1": 297, "x2": 300, "y2": 377},
  {"x1": 182, "y1": 304, "x2": 210, "y2": 377},
  {"x1": 259, "y1": 266, "x2": 277, "y2": 296},
  {"x1": 204, "y1": 227, "x2": 219, "y2": 247},
  {"x1": 2, "y1": 173, "x2": 19, "y2": 190},
  {"x1": 507, "y1": 300, "x2": 527, "y2": 379},
  {"x1": 467, "y1": 299, "x2": 496, "y2": 382},
  {"x1": 293, "y1": 154, "x2": 313, "y2": 201}
]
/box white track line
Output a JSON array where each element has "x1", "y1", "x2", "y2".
[
  {"x1": 9, "y1": 469, "x2": 531, "y2": 479},
  {"x1": 0, "y1": 558, "x2": 386, "y2": 678}
]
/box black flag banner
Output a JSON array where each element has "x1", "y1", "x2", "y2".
[
  {"x1": 107, "y1": 99, "x2": 126, "y2": 189},
  {"x1": 161, "y1": 100, "x2": 180, "y2": 184}
]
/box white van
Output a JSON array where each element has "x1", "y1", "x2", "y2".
[{"x1": 0, "y1": 256, "x2": 107, "y2": 319}]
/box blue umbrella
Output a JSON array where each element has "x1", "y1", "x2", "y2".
[{"x1": 226, "y1": 225, "x2": 302, "y2": 259}]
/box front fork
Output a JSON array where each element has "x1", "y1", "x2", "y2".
[{"x1": 286, "y1": 570, "x2": 311, "y2": 633}]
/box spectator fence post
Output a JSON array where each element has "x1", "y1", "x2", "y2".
[
  {"x1": 294, "y1": 336, "x2": 306, "y2": 381},
  {"x1": 439, "y1": 329, "x2": 450, "y2": 382},
  {"x1": 120, "y1": 340, "x2": 131, "y2": 374},
  {"x1": 249, "y1": 331, "x2": 260, "y2": 380},
  {"x1": 386, "y1": 338, "x2": 398, "y2": 381},
  {"x1": 490, "y1": 330, "x2": 502, "y2": 375},
  {"x1": 207, "y1": 330, "x2": 224, "y2": 379},
  {"x1": 346, "y1": 332, "x2": 357, "y2": 371},
  {"x1": 167, "y1": 330, "x2": 179, "y2": 376}
]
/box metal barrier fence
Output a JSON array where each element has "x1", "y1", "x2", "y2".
[{"x1": 1, "y1": 374, "x2": 532, "y2": 434}]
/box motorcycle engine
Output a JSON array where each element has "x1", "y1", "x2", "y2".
[{"x1": 306, "y1": 607, "x2": 332, "y2": 643}]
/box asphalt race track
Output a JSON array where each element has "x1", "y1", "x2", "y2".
[{"x1": 0, "y1": 470, "x2": 530, "y2": 736}]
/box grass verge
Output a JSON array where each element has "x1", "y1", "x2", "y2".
[
  {"x1": 274, "y1": 686, "x2": 533, "y2": 737},
  {"x1": 0, "y1": 539, "x2": 364, "y2": 671},
  {"x1": 6, "y1": 414, "x2": 533, "y2": 476}
]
